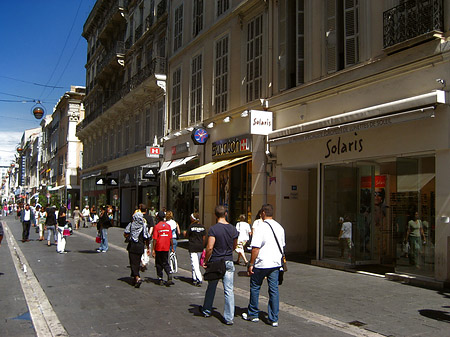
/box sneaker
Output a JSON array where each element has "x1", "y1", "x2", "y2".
[
  {"x1": 101, "y1": 250, "x2": 107, "y2": 253},
  {"x1": 242, "y1": 312, "x2": 259, "y2": 322},
  {"x1": 96, "y1": 249, "x2": 102, "y2": 252},
  {"x1": 196, "y1": 281, "x2": 202, "y2": 287},
  {"x1": 202, "y1": 310, "x2": 211, "y2": 318},
  {"x1": 166, "y1": 279, "x2": 174, "y2": 286},
  {"x1": 158, "y1": 278, "x2": 164, "y2": 286},
  {"x1": 225, "y1": 320, "x2": 234, "y2": 325},
  {"x1": 271, "y1": 321, "x2": 278, "y2": 327}
]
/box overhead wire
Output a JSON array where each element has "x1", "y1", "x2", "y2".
[{"x1": 41, "y1": 0, "x2": 84, "y2": 100}]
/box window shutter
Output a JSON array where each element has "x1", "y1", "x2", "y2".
[
  {"x1": 326, "y1": 0, "x2": 338, "y2": 74},
  {"x1": 278, "y1": 0, "x2": 287, "y2": 91},
  {"x1": 297, "y1": 0, "x2": 305, "y2": 85},
  {"x1": 344, "y1": 0, "x2": 359, "y2": 67}
]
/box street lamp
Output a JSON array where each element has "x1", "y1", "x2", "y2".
[{"x1": 32, "y1": 105, "x2": 45, "y2": 119}]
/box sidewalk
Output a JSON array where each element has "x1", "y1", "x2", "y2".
[{"x1": 1, "y1": 216, "x2": 449, "y2": 337}]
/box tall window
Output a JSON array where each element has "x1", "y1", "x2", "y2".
[
  {"x1": 145, "y1": 107, "x2": 151, "y2": 144},
  {"x1": 124, "y1": 123, "x2": 130, "y2": 154},
  {"x1": 217, "y1": 0, "x2": 229, "y2": 17},
  {"x1": 157, "y1": 99, "x2": 165, "y2": 138},
  {"x1": 326, "y1": 0, "x2": 359, "y2": 73},
  {"x1": 174, "y1": 4, "x2": 183, "y2": 52},
  {"x1": 214, "y1": 35, "x2": 229, "y2": 114},
  {"x1": 134, "y1": 113, "x2": 141, "y2": 150},
  {"x1": 193, "y1": 0, "x2": 204, "y2": 37},
  {"x1": 246, "y1": 15, "x2": 263, "y2": 102},
  {"x1": 297, "y1": 0, "x2": 305, "y2": 85},
  {"x1": 117, "y1": 126, "x2": 122, "y2": 155},
  {"x1": 190, "y1": 54, "x2": 202, "y2": 123},
  {"x1": 171, "y1": 68, "x2": 181, "y2": 130},
  {"x1": 109, "y1": 130, "x2": 115, "y2": 159},
  {"x1": 278, "y1": 0, "x2": 304, "y2": 90}
]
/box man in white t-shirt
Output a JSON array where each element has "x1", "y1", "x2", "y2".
[
  {"x1": 338, "y1": 216, "x2": 352, "y2": 258},
  {"x1": 242, "y1": 204, "x2": 285, "y2": 327}
]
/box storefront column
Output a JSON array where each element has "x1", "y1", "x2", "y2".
[
  {"x1": 252, "y1": 135, "x2": 267, "y2": 217},
  {"x1": 435, "y1": 149, "x2": 450, "y2": 282}
]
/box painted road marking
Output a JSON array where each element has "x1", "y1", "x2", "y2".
[{"x1": 3, "y1": 222, "x2": 69, "y2": 337}]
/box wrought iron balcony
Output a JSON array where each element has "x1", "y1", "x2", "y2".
[
  {"x1": 135, "y1": 24, "x2": 143, "y2": 41},
  {"x1": 157, "y1": 0, "x2": 167, "y2": 19},
  {"x1": 383, "y1": 0, "x2": 443, "y2": 49},
  {"x1": 145, "y1": 13, "x2": 154, "y2": 30},
  {"x1": 97, "y1": 41, "x2": 125, "y2": 75}
]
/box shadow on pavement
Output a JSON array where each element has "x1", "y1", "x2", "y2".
[
  {"x1": 118, "y1": 277, "x2": 134, "y2": 286},
  {"x1": 77, "y1": 250, "x2": 100, "y2": 254},
  {"x1": 419, "y1": 309, "x2": 450, "y2": 322}
]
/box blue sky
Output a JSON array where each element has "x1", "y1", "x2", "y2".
[{"x1": 0, "y1": 0, "x2": 96, "y2": 164}]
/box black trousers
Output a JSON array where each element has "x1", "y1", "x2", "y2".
[
  {"x1": 129, "y1": 252, "x2": 141, "y2": 278},
  {"x1": 22, "y1": 221, "x2": 31, "y2": 240},
  {"x1": 155, "y1": 251, "x2": 171, "y2": 279}
]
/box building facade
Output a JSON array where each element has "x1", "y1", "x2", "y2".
[
  {"x1": 77, "y1": 0, "x2": 168, "y2": 225},
  {"x1": 79, "y1": 0, "x2": 450, "y2": 284}
]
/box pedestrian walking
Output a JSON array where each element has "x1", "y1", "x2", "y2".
[
  {"x1": 242, "y1": 204, "x2": 285, "y2": 327},
  {"x1": 56, "y1": 220, "x2": 72, "y2": 254},
  {"x1": 0, "y1": 221, "x2": 3, "y2": 247},
  {"x1": 139, "y1": 204, "x2": 155, "y2": 271},
  {"x1": 152, "y1": 211, "x2": 174, "y2": 286},
  {"x1": 72, "y1": 206, "x2": 81, "y2": 230},
  {"x1": 187, "y1": 212, "x2": 206, "y2": 287},
  {"x1": 96, "y1": 205, "x2": 112, "y2": 252},
  {"x1": 201, "y1": 205, "x2": 238, "y2": 325},
  {"x1": 20, "y1": 204, "x2": 35, "y2": 242},
  {"x1": 81, "y1": 205, "x2": 90, "y2": 228},
  {"x1": 166, "y1": 210, "x2": 180, "y2": 252},
  {"x1": 37, "y1": 206, "x2": 46, "y2": 241},
  {"x1": 45, "y1": 205, "x2": 57, "y2": 246},
  {"x1": 235, "y1": 214, "x2": 252, "y2": 265},
  {"x1": 58, "y1": 204, "x2": 67, "y2": 228},
  {"x1": 124, "y1": 212, "x2": 150, "y2": 288},
  {"x1": 338, "y1": 216, "x2": 353, "y2": 259}
]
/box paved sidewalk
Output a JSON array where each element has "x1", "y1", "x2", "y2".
[{"x1": 1, "y1": 216, "x2": 449, "y2": 337}]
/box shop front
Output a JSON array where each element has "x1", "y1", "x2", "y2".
[
  {"x1": 179, "y1": 134, "x2": 255, "y2": 226},
  {"x1": 268, "y1": 91, "x2": 450, "y2": 282}
]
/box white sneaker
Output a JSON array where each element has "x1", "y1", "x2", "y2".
[
  {"x1": 242, "y1": 312, "x2": 259, "y2": 322},
  {"x1": 271, "y1": 321, "x2": 278, "y2": 327}
]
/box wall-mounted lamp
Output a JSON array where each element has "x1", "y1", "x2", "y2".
[
  {"x1": 223, "y1": 116, "x2": 231, "y2": 123},
  {"x1": 206, "y1": 122, "x2": 215, "y2": 129},
  {"x1": 186, "y1": 126, "x2": 194, "y2": 132},
  {"x1": 260, "y1": 98, "x2": 269, "y2": 110},
  {"x1": 240, "y1": 110, "x2": 249, "y2": 118},
  {"x1": 163, "y1": 135, "x2": 170, "y2": 141},
  {"x1": 174, "y1": 131, "x2": 182, "y2": 137}
]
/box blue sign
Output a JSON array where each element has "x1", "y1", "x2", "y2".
[{"x1": 191, "y1": 127, "x2": 209, "y2": 145}]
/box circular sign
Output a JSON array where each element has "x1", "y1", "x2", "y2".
[
  {"x1": 191, "y1": 127, "x2": 209, "y2": 145},
  {"x1": 32, "y1": 106, "x2": 45, "y2": 119}
]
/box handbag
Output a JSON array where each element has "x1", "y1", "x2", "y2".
[
  {"x1": 203, "y1": 259, "x2": 226, "y2": 281},
  {"x1": 63, "y1": 229, "x2": 71, "y2": 236},
  {"x1": 264, "y1": 221, "x2": 287, "y2": 284},
  {"x1": 200, "y1": 249, "x2": 206, "y2": 266},
  {"x1": 95, "y1": 235, "x2": 101, "y2": 243}
]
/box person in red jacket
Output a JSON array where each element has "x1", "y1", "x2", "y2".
[{"x1": 152, "y1": 211, "x2": 174, "y2": 286}]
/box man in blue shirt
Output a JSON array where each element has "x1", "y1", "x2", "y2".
[{"x1": 201, "y1": 205, "x2": 238, "y2": 325}]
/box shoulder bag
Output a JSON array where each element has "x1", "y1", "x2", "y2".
[
  {"x1": 264, "y1": 221, "x2": 287, "y2": 285},
  {"x1": 203, "y1": 259, "x2": 226, "y2": 281}
]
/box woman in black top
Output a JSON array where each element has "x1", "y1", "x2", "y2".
[
  {"x1": 45, "y1": 205, "x2": 57, "y2": 246},
  {"x1": 187, "y1": 212, "x2": 206, "y2": 286},
  {"x1": 97, "y1": 206, "x2": 112, "y2": 252}
]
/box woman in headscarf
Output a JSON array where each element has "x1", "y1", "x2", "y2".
[{"x1": 124, "y1": 212, "x2": 150, "y2": 288}]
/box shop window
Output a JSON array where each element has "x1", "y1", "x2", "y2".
[{"x1": 322, "y1": 155, "x2": 435, "y2": 277}]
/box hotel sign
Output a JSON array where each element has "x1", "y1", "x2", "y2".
[{"x1": 212, "y1": 135, "x2": 252, "y2": 159}]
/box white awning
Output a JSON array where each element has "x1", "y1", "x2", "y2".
[
  {"x1": 48, "y1": 185, "x2": 65, "y2": 191},
  {"x1": 178, "y1": 156, "x2": 250, "y2": 182},
  {"x1": 158, "y1": 155, "x2": 197, "y2": 173},
  {"x1": 269, "y1": 90, "x2": 447, "y2": 145}
]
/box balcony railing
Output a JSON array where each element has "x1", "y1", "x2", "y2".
[
  {"x1": 96, "y1": 0, "x2": 128, "y2": 38},
  {"x1": 97, "y1": 41, "x2": 125, "y2": 75},
  {"x1": 145, "y1": 13, "x2": 154, "y2": 30},
  {"x1": 383, "y1": 0, "x2": 443, "y2": 49},
  {"x1": 77, "y1": 57, "x2": 167, "y2": 133},
  {"x1": 135, "y1": 24, "x2": 143, "y2": 41},
  {"x1": 157, "y1": 0, "x2": 167, "y2": 19}
]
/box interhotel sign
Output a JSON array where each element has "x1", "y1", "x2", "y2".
[{"x1": 212, "y1": 135, "x2": 252, "y2": 159}]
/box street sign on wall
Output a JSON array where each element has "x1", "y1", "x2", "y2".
[{"x1": 146, "y1": 146, "x2": 164, "y2": 158}]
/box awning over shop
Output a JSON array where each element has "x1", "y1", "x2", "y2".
[
  {"x1": 80, "y1": 169, "x2": 103, "y2": 180},
  {"x1": 158, "y1": 155, "x2": 197, "y2": 174},
  {"x1": 268, "y1": 90, "x2": 447, "y2": 145},
  {"x1": 48, "y1": 185, "x2": 65, "y2": 191},
  {"x1": 178, "y1": 156, "x2": 250, "y2": 182}
]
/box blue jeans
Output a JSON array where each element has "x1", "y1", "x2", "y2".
[
  {"x1": 202, "y1": 260, "x2": 235, "y2": 322},
  {"x1": 172, "y1": 238, "x2": 178, "y2": 252},
  {"x1": 99, "y1": 228, "x2": 108, "y2": 251},
  {"x1": 248, "y1": 267, "x2": 280, "y2": 323},
  {"x1": 46, "y1": 225, "x2": 57, "y2": 242}
]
